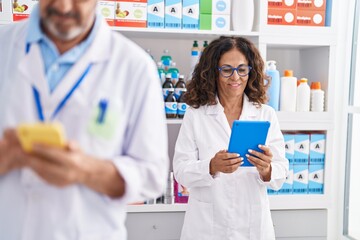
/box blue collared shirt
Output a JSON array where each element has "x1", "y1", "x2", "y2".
[{"x1": 26, "y1": 5, "x2": 100, "y2": 93}]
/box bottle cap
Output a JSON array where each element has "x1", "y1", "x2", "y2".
[
  {"x1": 300, "y1": 78, "x2": 308, "y2": 83},
  {"x1": 179, "y1": 74, "x2": 184, "y2": 79},
  {"x1": 266, "y1": 60, "x2": 277, "y2": 70},
  {"x1": 284, "y1": 70, "x2": 293, "y2": 77},
  {"x1": 311, "y1": 82, "x2": 321, "y2": 90},
  {"x1": 193, "y1": 40, "x2": 198, "y2": 47}
]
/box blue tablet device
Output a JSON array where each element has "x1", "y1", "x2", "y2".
[{"x1": 228, "y1": 120, "x2": 270, "y2": 167}]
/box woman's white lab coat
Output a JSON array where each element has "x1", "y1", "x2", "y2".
[
  {"x1": 0, "y1": 19, "x2": 168, "y2": 240},
  {"x1": 173, "y1": 95, "x2": 289, "y2": 240}
]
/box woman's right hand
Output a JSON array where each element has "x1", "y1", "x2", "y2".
[{"x1": 209, "y1": 149, "x2": 244, "y2": 175}]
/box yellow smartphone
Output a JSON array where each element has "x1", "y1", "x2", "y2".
[{"x1": 17, "y1": 123, "x2": 66, "y2": 152}]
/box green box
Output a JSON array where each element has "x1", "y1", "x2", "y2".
[
  {"x1": 200, "y1": 0, "x2": 212, "y2": 14},
  {"x1": 200, "y1": 14, "x2": 211, "y2": 30}
]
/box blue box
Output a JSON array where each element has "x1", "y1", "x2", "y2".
[
  {"x1": 293, "y1": 164, "x2": 308, "y2": 194},
  {"x1": 308, "y1": 164, "x2": 324, "y2": 194},
  {"x1": 310, "y1": 134, "x2": 326, "y2": 164},
  {"x1": 279, "y1": 164, "x2": 293, "y2": 194},
  {"x1": 182, "y1": 0, "x2": 199, "y2": 29},
  {"x1": 294, "y1": 134, "x2": 310, "y2": 165},
  {"x1": 148, "y1": 0, "x2": 165, "y2": 28},
  {"x1": 284, "y1": 134, "x2": 295, "y2": 164},
  {"x1": 165, "y1": 0, "x2": 182, "y2": 28}
]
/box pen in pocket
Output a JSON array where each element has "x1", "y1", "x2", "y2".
[{"x1": 97, "y1": 99, "x2": 108, "y2": 124}]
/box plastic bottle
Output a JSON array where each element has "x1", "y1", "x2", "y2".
[
  {"x1": 190, "y1": 40, "x2": 200, "y2": 74},
  {"x1": 157, "y1": 61, "x2": 166, "y2": 84},
  {"x1": 164, "y1": 90, "x2": 177, "y2": 118},
  {"x1": 162, "y1": 73, "x2": 174, "y2": 100},
  {"x1": 280, "y1": 70, "x2": 297, "y2": 112},
  {"x1": 296, "y1": 78, "x2": 311, "y2": 112},
  {"x1": 201, "y1": 40, "x2": 208, "y2": 56},
  {"x1": 266, "y1": 60, "x2": 280, "y2": 111},
  {"x1": 177, "y1": 89, "x2": 188, "y2": 119},
  {"x1": 310, "y1": 82, "x2": 325, "y2": 112},
  {"x1": 167, "y1": 62, "x2": 180, "y2": 85},
  {"x1": 232, "y1": 0, "x2": 254, "y2": 31},
  {"x1": 174, "y1": 74, "x2": 186, "y2": 100},
  {"x1": 161, "y1": 49, "x2": 172, "y2": 72}
]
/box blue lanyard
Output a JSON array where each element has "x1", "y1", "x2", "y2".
[{"x1": 32, "y1": 64, "x2": 92, "y2": 122}]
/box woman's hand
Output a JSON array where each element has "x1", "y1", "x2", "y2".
[
  {"x1": 210, "y1": 149, "x2": 243, "y2": 175},
  {"x1": 246, "y1": 145, "x2": 272, "y2": 182}
]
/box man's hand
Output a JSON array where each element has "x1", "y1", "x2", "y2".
[{"x1": 0, "y1": 129, "x2": 28, "y2": 175}]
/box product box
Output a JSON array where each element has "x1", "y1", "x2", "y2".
[
  {"x1": 115, "y1": 0, "x2": 147, "y2": 28},
  {"x1": 12, "y1": 0, "x2": 38, "y2": 22},
  {"x1": 0, "y1": 0, "x2": 12, "y2": 23},
  {"x1": 147, "y1": 0, "x2": 164, "y2": 28},
  {"x1": 267, "y1": 8, "x2": 296, "y2": 25},
  {"x1": 293, "y1": 164, "x2": 309, "y2": 194},
  {"x1": 308, "y1": 164, "x2": 324, "y2": 194},
  {"x1": 174, "y1": 179, "x2": 189, "y2": 203},
  {"x1": 98, "y1": 0, "x2": 115, "y2": 26},
  {"x1": 310, "y1": 134, "x2": 326, "y2": 164},
  {"x1": 200, "y1": 0, "x2": 231, "y2": 15},
  {"x1": 182, "y1": 0, "x2": 199, "y2": 29},
  {"x1": 297, "y1": 0, "x2": 326, "y2": 11},
  {"x1": 200, "y1": 13, "x2": 230, "y2": 31},
  {"x1": 284, "y1": 134, "x2": 295, "y2": 164},
  {"x1": 294, "y1": 134, "x2": 310, "y2": 165},
  {"x1": 165, "y1": 0, "x2": 182, "y2": 28},
  {"x1": 268, "y1": 0, "x2": 297, "y2": 9},
  {"x1": 267, "y1": 187, "x2": 278, "y2": 195},
  {"x1": 279, "y1": 164, "x2": 294, "y2": 194},
  {"x1": 296, "y1": 10, "x2": 325, "y2": 26}
]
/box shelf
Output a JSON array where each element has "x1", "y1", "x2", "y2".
[
  {"x1": 167, "y1": 112, "x2": 334, "y2": 130},
  {"x1": 127, "y1": 203, "x2": 187, "y2": 213},
  {"x1": 111, "y1": 27, "x2": 259, "y2": 40},
  {"x1": 126, "y1": 195, "x2": 328, "y2": 213}
]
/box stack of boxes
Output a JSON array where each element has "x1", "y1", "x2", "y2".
[
  {"x1": 268, "y1": 132, "x2": 325, "y2": 195},
  {"x1": 199, "y1": 0, "x2": 230, "y2": 31},
  {"x1": 267, "y1": 0, "x2": 329, "y2": 26}
]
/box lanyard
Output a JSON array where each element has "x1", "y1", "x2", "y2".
[{"x1": 32, "y1": 63, "x2": 92, "y2": 122}]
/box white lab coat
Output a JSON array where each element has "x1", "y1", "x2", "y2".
[
  {"x1": 173, "y1": 95, "x2": 289, "y2": 240},
  {"x1": 0, "y1": 19, "x2": 168, "y2": 240}
]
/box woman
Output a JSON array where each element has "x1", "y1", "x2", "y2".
[{"x1": 173, "y1": 36, "x2": 289, "y2": 240}]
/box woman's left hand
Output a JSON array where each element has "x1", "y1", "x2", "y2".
[{"x1": 246, "y1": 145, "x2": 272, "y2": 182}]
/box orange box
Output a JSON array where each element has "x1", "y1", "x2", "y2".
[
  {"x1": 268, "y1": 0, "x2": 297, "y2": 9},
  {"x1": 268, "y1": 8, "x2": 296, "y2": 25},
  {"x1": 297, "y1": 0, "x2": 326, "y2": 11},
  {"x1": 296, "y1": 10, "x2": 325, "y2": 26},
  {"x1": 115, "y1": 0, "x2": 147, "y2": 28}
]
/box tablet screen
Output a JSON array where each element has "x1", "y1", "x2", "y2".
[{"x1": 228, "y1": 120, "x2": 270, "y2": 167}]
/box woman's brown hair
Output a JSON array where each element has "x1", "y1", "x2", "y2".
[{"x1": 185, "y1": 36, "x2": 268, "y2": 108}]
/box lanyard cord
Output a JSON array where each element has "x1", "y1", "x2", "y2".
[{"x1": 32, "y1": 63, "x2": 93, "y2": 122}]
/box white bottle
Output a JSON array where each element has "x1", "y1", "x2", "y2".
[
  {"x1": 310, "y1": 82, "x2": 325, "y2": 112},
  {"x1": 190, "y1": 40, "x2": 200, "y2": 75},
  {"x1": 280, "y1": 70, "x2": 297, "y2": 112},
  {"x1": 231, "y1": 0, "x2": 254, "y2": 32},
  {"x1": 296, "y1": 78, "x2": 311, "y2": 112}
]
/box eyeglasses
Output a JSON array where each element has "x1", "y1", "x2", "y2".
[{"x1": 217, "y1": 64, "x2": 252, "y2": 78}]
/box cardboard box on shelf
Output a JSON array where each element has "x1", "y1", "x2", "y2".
[
  {"x1": 268, "y1": 0, "x2": 297, "y2": 9},
  {"x1": 115, "y1": 0, "x2": 147, "y2": 28},
  {"x1": 147, "y1": 0, "x2": 164, "y2": 28},
  {"x1": 297, "y1": 0, "x2": 326, "y2": 11},
  {"x1": 98, "y1": 0, "x2": 115, "y2": 26},
  {"x1": 296, "y1": 10, "x2": 325, "y2": 26},
  {"x1": 12, "y1": 0, "x2": 38, "y2": 21},
  {"x1": 267, "y1": 8, "x2": 296, "y2": 25}
]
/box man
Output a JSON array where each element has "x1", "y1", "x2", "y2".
[{"x1": 0, "y1": 0, "x2": 169, "y2": 239}]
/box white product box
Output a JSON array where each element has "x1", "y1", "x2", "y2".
[
  {"x1": 308, "y1": 164, "x2": 324, "y2": 194},
  {"x1": 12, "y1": 0, "x2": 39, "y2": 22},
  {"x1": 182, "y1": 0, "x2": 199, "y2": 29},
  {"x1": 98, "y1": 0, "x2": 115, "y2": 26},
  {"x1": 284, "y1": 134, "x2": 295, "y2": 164},
  {"x1": 294, "y1": 134, "x2": 310, "y2": 165},
  {"x1": 212, "y1": 0, "x2": 231, "y2": 15},
  {"x1": 293, "y1": 164, "x2": 309, "y2": 194},
  {"x1": 165, "y1": 0, "x2": 182, "y2": 28},
  {"x1": 115, "y1": 0, "x2": 147, "y2": 28},
  {"x1": 279, "y1": 164, "x2": 293, "y2": 194},
  {"x1": 310, "y1": 134, "x2": 326, "y2": 164},
  {"x1": 211, "y1": 14, "x2": 230, "y2": 31},
  {"x1": 148, "y1": 0, "x2": 164, "y2": 28}
]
